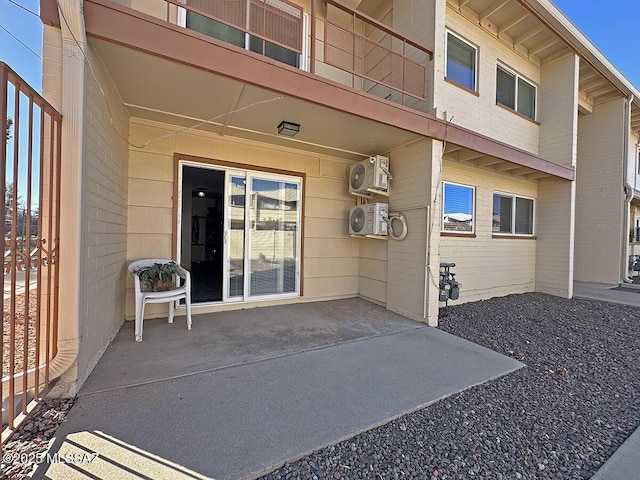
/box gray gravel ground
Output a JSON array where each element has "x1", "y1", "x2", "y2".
[
  {"x1": 260, "y1": 293, "x2": 640, "y2": 480},
  {"x1": 1, "y1": 398, "x2": 75, "y2": 480}
]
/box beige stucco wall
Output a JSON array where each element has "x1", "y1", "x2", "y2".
[
  {"x1": 435, "y1": 5, "x2": 541, "y2": 154},
  {"x1": 574, "y1": 97, "x2": 626, "y2": 284},
  {"x1": 439, "y1": 161, "x2": 538, "y2": 304},
  {"x1": 126, "y1": 118, "x2": 358, "y2": 318}
]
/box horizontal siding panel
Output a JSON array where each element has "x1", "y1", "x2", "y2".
[
  {"x1": 128, "y1": 206, "x2": 172, "y2": 234},
  {"x1": 359, "y1": 277, "x2": 387, "y2": 305},
  {"x1": 306, "y1": 177, "x2": 349, "y2": 199},
  {"x1": 304, "y1": 276, "x2": 358, "y2": 299},
  {"x1": 305, "y1": 217, "x2": 350, "y2": 238},
  {"x1": 305, "y1": 237, "x2": 359, "y2": 258},
  {"x1": 305, "y1": 197, "x2": 352, "y2": 220},
  {"x1": 129, "y1": 150, "x2": 173, "y2": 181},
  {"x1": 321, "y1": 159, "x2": 349, "y2": 179},
  {"x1": 304, "y1": 257, "x2": 358, "y2": 278},
  {"x1": 359, "y1": 258, "x2": 387, "y2": 282},
  {"x1": 128, "y1": 178, "x2": 173, "y2": 208},
  {"x1": 127, "y1": 233, "x2": 173, "y2": 260},
  {"x1": 360, "y1": 239, "x2": 388, "y2": 261}
]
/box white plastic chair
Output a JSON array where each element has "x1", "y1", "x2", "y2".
[{"x1": 128, "y1": 259, "x2": 192, "y2": 342}]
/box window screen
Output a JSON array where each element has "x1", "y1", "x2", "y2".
[
  {"x1": 492, "y1": 195, "x2": 512, "y2": 233},
  {"x1": 517, "y1": 78, "x2": 536, "y2": 120},
  {"x1": 496, "y1": 66, "x2": 516, "y2": 109},
  {"x1": 515, "y1": 197, "x2": 534, "y2": 234}
]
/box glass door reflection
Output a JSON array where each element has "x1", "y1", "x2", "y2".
[{"x1": 247, "y1": 177, "x2": 299, "y2": 298}]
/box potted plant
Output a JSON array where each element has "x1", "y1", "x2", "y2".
[{"x1": 133, "y1": 261, "x2": 181, "y2": 292}]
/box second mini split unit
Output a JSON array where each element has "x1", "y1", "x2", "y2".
[{"x1": 348, "y1": 155, "x2": 406, "y2": 241}]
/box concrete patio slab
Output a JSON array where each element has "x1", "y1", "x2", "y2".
[
  {"x1": 36, "y1": 300, "x2": 523, "y2": 480},
  {"x1": 80, "y1": 298, "x2": 425, "y2": 395},
  {"x1": 574, "y1": 281, "x2": 640, "y2": 308},
  {"x1": 590, "y1": 426, "x2": 640, "y2": 480}
]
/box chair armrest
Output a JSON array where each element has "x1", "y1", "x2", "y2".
[
  {"x1": 176, "y1": 265, "x2": 191, "y2": 290},
  {"x1": 132, "y1": 273, "x2": 143, "y2": 294}
]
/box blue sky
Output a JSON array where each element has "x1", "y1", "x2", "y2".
[
  {"x1": 0, "y1": 0, "x2": 41, "y2": 90},
  {"x1": 0, "y1": 0, "x2": 639, "y2": 91},
  {"x1": 551, "y1": 0, "x2": 640, "y2": 88}
]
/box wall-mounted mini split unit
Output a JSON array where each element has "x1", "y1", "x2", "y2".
[
  {"x1": 349, "y1": 155, "x2": 390, "y2": 196},
  {"x1": 349, "y1": 203, "x2": 388, "y2": 236}
]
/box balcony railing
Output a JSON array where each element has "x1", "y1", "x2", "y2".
[
  {"x1": 2, "y1": 62, "x2": 62, "y2": 438},
  {"x1": 318, "y1": 0, "x2": 432, "y2": 103},
  {"x1": 121, "y1": 0, "x2": 433, "y2": 108}
]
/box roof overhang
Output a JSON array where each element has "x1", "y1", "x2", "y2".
[{"x1": 447, "y1": 0, "x2": 640, "y2": 136}]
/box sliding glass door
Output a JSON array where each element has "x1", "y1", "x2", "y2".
[{"x1": 182, "y1": 163, "x2": 301, "y2": 304}]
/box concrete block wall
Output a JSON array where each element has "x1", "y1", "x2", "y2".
[
  {"x1": 535, "y1": 177, "x2": 574, "y2": 297},
  {"x1": 574, "y1": 97, "x2": 626, "y2": 284},
  {"x1": 126, "y1": 118, "x2": 359, "y2": 318},
  {"x1": 386, "y1": 138, "x2": 440, "y2": 324},
  {"x1": 434, "y1": 5, "x2": 541, "y2": 154},
  {"x1": 439, "y1": 161, "x2": 538, "y2": 304},
  {"x1": 42, "y1": 26, "x2": 130, "y2": 391},
  {"x1": 538, "y1": 54, "x2": 579, "y2": 166},
  {"x1": 391, "y1": 0, "x2": 439, "y2": 113},
  {"x1": 76, "y1": 45, "x2": 130, "y2": 386}
]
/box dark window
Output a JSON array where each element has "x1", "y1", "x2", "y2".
[
  {"x1": 446, "y1": 32, "x2": 477, "y2": 91},
  {"x1": 496, "y1": 66, "x2": 516, "y2": 109},
  {"x1": 496, "y1": 65, "x2": 536, "y2": 120}
]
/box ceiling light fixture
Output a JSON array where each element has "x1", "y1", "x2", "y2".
[{"x1": 277, "y1": 120, "x2": 301, "y2": 137}]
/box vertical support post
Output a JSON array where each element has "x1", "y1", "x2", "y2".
[
  {"x1": 310, "y1": 0, "x2": 316, "y2": 74},
  {"x1": 0, "y1": 64, "x2": 7, "y2": 414}
]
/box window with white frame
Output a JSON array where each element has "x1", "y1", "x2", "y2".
[
  {"x1": 442, "y1": 182, "x2": 475, "y2": 233},
  {"x1": 446, "y1": 31, "x2": 477, "y2": 91},
  {"x1": 496, "y1": 64, "x2": 536, "y2": 120},
  {"x1": 492, "y1": 193, "x2": 534, "y2": 235}
]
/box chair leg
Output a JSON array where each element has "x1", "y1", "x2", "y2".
[
  {"x1": 186, "y1": 292, "x2": 192, "y2": 331},
  {"x1": 168, "y1": 300, "x2": 174, "y2": 324},
  {"x1": 135, "y1": 300, "x2": 145, "y2": 342}
]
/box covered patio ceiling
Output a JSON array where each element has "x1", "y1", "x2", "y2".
[{"x1": 90, "y1": 38, "x2": 423, "y2": 161}]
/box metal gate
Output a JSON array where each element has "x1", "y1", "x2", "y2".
[{"x1": 1, "y1": 62, "x2": 62, "y2": 437}]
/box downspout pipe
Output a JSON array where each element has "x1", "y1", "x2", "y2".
[
  {"x1": 621, "y1": 94, "x2": 634, "y2": 284},
  {"x1": 47, "y1": 0, "x2": 86, "y2": 395}
]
